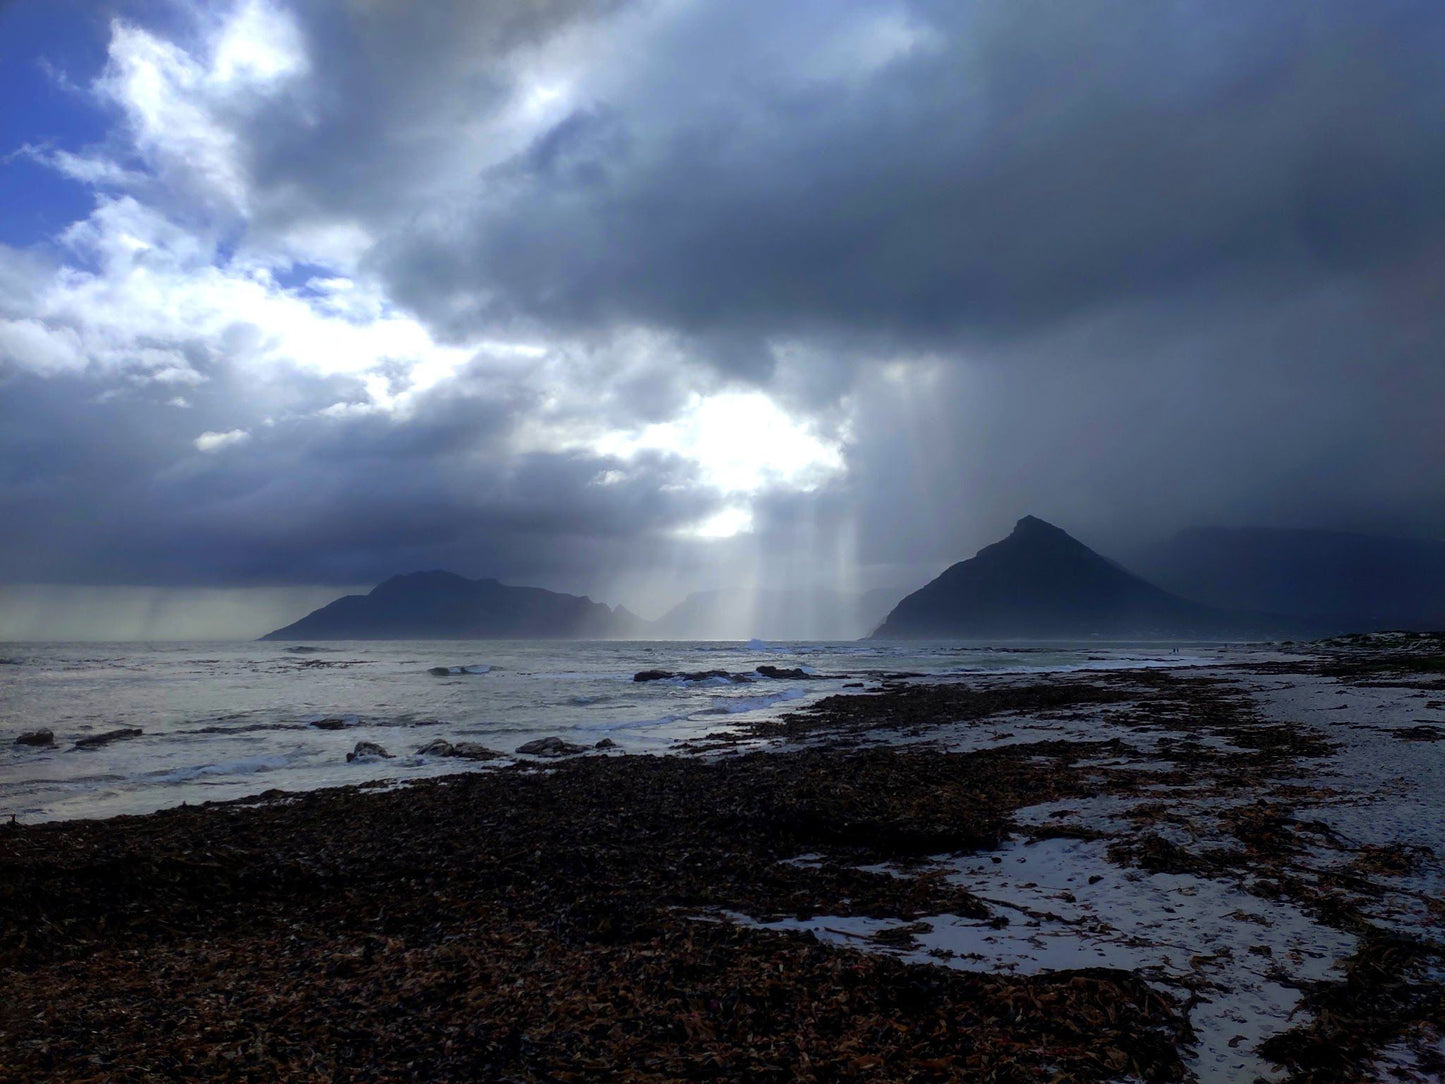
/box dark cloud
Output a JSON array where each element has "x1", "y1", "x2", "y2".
[
  {"x1": 0, "y1": 357, "x2": 722, "y2": 589},
  {"x1": 3, "y1": 0, "x2": 1444, "y2": 625},
  {"x1": 376, "y1": 0, "x2": 1445, "y2": 348}
]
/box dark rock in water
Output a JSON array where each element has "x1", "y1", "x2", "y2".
[
  {"x1": 633, "y1": 669, "x2": 751, "y2": 684},
  {"x1": 1396, "y1": 725, "x2": 1445, "y2": 742},
  {"x1": 427, "y1": 667, "x2": 452, "y2": 676},
  {"x1": 15, "y1": 729, "x2": 54, "y2": 747},
  {"x1": 347, "y1": 741, "x2": 393, "y2": 762},
  {"x1": 310, "y1": 717, "x2": 350, "y2": 730},
  {"x1": 595, "y1": 738, "x2": 617, "y2": 750},
  {"x1": 755, "y1": 665, "x2": 815, "y2": 680},
  {"x1": 691, "y1": 669, "x2": 750, "y2": 683},
  {"x1": 73, "y1": 728, "x2": 142, "y2": 750},
  {"x1": 0, "y1": 658, "x2": 22, "y2": 665},
  {"x1": 516, "y1": 736, "x2": 588, "y2": 757},
  {"x1": 416, "y1": 738, "x2": 504, "y2": 760},
  {"x1": 285, "y1": 646, "x2": 323, "y2": 654}
]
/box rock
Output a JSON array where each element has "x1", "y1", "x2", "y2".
[
  {"x1": 633, "y1": 669, "x2": 750, "y2": 683},
  {"x1": 755, "y1": 665, "x2": 814, "y2": 680},
  {"x1": 15, "y1": 729, "x2": 54, "y2": 747},
  {"x1": 427, "y1": 667, "x2": 453, "y2": 676},
  {"x1": 346, "y1": 741, "x2": 393, "y2": 762},
  {"x1": 415, "y1": 738, "x2": 503, "y2": 760},
  {"x1": 1397, "y1": 725, "x2": 1445, "y2": 742},
  {"x1": 73, "y1": 728, "x2": 143, "y2": 750},
  {"x1": 594, "y1": 738, "x2": 617, "y2": 750},
  {"x1": 516, "y1": 736, "x2": 588, "y2": 757},
  {"x1": 310, "y1": 717, "x2": 350, "y2": 730}
]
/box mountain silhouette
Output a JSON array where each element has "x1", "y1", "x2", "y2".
[
  {"x1": 872, "y1": 516, "x2": 1265, "y2": 639},
  {"x1": 260, "y1": 571, "x2": 644, "y2": 640}
]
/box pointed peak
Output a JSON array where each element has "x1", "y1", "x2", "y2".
[
  {"x1": 973, "y1": 515, "x2": 1096, "y2": 563},
  {"x1": 1012, "y1": 515, "x2": 1065, "y2": 536}
]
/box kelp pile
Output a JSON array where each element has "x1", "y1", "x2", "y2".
[{"x1": 1, "y1": 735, "x2": 1190, "y2": 1082}]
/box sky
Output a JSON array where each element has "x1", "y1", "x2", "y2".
[{"x1": 1, "y1": 0, "x2": 1443, "y2": 637}]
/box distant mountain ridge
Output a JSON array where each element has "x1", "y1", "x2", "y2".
[
  {"x1": 260, "y1": 571, "x2": 645, "y2": 640},
  {"x1": 1136, "y1": 526, "x2": 1445, "y2": 630},
  {"x1": 871, "y1": 516, "x2": 1307, "y2": 639},
  {"x1": 262, "y1": 519, "x2": 1430, "y2": 642}
]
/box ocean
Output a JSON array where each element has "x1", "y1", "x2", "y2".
[{"x1": 0, "y1": 639, "x2": 1218, "y2": 822}]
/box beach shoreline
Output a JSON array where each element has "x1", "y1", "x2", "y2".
[{"x1": 3, "y1": 636, "x2": 1443, "y2": 1081}]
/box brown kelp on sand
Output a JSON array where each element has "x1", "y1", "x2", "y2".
[{"x1": 0, "y1": 683, "x2": 1192, "y2": 1082}]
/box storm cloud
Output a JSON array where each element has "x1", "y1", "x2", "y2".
[{"x1": 1, "y1": 0, "x2": 1442, "y2": 627}]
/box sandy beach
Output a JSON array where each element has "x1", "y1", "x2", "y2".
[{"x1": 3, "y1": 635, "x2": 1443, "y2": 1082}]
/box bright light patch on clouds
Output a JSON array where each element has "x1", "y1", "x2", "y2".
[
  {"x1": 683, "y1": 505, "x2": 754, "y2": 540},
  {"x1": 594, "y1": 390, "x2": 847, "y2": 538},
  {"x1": 210, "y1": 0, "x2": 309, "y2": 86},
  {"x1": 596, "y1": 390, "x2": 847, "y2": 496},
  {"x1": 194, "y1": 428, "x2": 250, "y2": 452}
]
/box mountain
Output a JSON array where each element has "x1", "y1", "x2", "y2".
[
  {"x1": 260, "y1": 571, "x2": 645, "y2": 640},
  {"x1": 1135, "y1": 527, "x2": 1445, "y2": 630},
  {"x1": 650, "y1": 587, "x2": 899, "y2": 641},
  {"x1": 871, "y1": 516, "x2": 1286, "y2": 639}
]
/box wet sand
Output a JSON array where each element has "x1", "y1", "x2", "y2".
[{"x1": 2, "y1": 635, "x2": 1442, "y2": 1082}]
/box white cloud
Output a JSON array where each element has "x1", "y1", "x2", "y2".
[
  {"x1": 8, "y1": 194, "x2": 474, "y2": 408},
  {"x1": 194, "y1": 428, "x2": 251, "y2": 452},
  {"x1": 96, "y1": 0, "x2": 309, "y2": 218},
  {"x1": 795, "y1": 7, "x2": 941, "y2": 87},
  {"x1": 14, "y1": 145, "x2": 145, "y2": 188},
  {"x1": 0, "y1": 318, "x2": 87, "y2": 373}
]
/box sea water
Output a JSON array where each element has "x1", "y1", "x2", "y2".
[{"x1": 0, "y1": 639, "x2": 1218, "y2": 822}]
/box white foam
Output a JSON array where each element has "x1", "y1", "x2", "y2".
[
  {"x1": 152, "y1": 751, "x2": 302, "y2": 784},
  {"x1": 706, "y1": 688, "x2": 808, "y2": 715}
]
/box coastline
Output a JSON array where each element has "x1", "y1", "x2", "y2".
[{"x1": 3, "y1": 637, "x2": 1443, "y2": 1081}]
